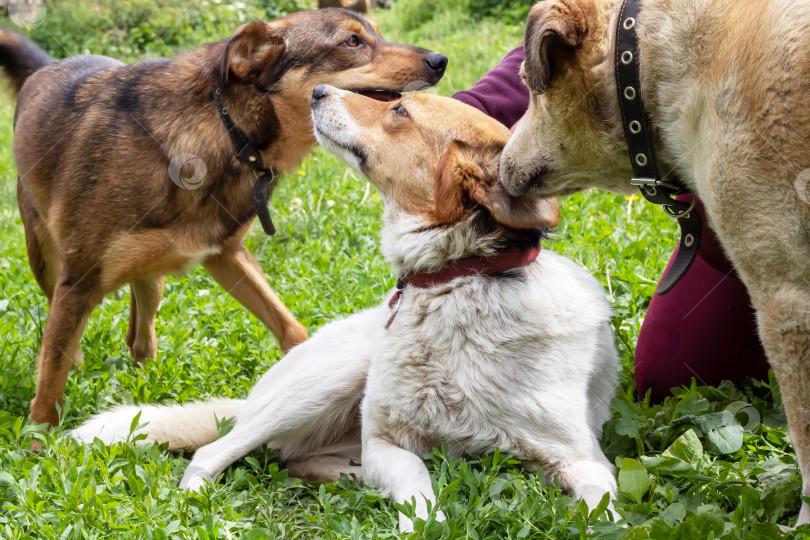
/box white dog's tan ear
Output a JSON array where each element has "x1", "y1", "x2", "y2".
[
  {"x1": 475, "y1": 181, "x2": 560, "y2": 229},
  {"x1": 434, "y1": 140, "x2": 560, "y2": 229},
  {"x1": 523, "y1": 0, "x2": 590, "y2": 93}
]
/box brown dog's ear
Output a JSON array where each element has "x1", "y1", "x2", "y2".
[
  {"x1": 434, "y1": 140, "x2": 560, "y2": 229},
  {"x1": 220, "y1": 20, "x2": 286, "y2": 90},
  {"x1": 523, "y1": 0, "x2": 590, "y2": 93}
]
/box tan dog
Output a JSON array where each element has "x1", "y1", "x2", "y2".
[
  {"x1": 73, "y1": 89, "x2": 618, "y2": 532},
  {"x1": 0, "y1": 9, "x2": 447, "y2": 428},
  {"x1": 499, "y1": 0, "x2": 810, "y2": 525}
]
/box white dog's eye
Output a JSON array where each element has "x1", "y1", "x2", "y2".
[{"x1": 392, "y1": 104, "x2": 409, "y2": 117}]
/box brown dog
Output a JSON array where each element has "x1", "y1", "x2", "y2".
[
  {"x1": 0, "y1": 9, "x2": 447, "y2": 428},
  {"x1": 500, "y1": 0, "x2": 810, "y2": 526}
]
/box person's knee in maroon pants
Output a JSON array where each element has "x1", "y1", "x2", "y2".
[
  {"x1": 634, "y1": 196, "x2": 769, "y2": 401},
  {"x1": 454, "y1": 47, "x2": 770, "y2": 401}
]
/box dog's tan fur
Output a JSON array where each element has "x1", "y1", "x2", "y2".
[
  {"x1": 500, "y1": 0, "x2": 810, "y2": 525},
  {"x1": 1, "y1": 9, "x2": 446, "y2": 428}
]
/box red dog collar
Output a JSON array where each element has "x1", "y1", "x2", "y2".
[{"x1": 384, "y1": 243, "x2": 542, "y2": 329}]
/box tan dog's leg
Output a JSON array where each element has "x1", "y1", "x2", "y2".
[
  {"x1": 754, "y1": 284, "x2": 810, "y2": 525},
  {"x1": 203, "y1": 246, "x2": 308, "y2": 352},
  {"x1": 700, "y1": 176, "x2": 810, "y2": 526},
  {"x1": 125, "y1": 277, "x2": 165, "y2": 363},
  {"x1": 30, "y1": 280, "x2": 101, "y2": 426}
]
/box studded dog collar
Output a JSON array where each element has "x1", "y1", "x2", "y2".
[{"x1": 615, "y1": 0, "x2": 702, "y2": 295}]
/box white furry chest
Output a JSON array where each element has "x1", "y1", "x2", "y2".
[{"x1": 367, "y1": 281, "x2": 543, "y2": 456}]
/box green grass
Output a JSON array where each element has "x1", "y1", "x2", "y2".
[{"x1": 0, "y1": 1, "x2": 807, "y2": 538}]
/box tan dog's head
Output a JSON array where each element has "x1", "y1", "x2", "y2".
[
  {"x1": 311, "y1": 85, "x2": 559, "y2": 233},
  {"x1": 500, "y1": 0, "x2": 635, "y2": 198}
]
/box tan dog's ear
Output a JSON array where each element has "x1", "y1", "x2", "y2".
[
  {"x1": 523, "y1": 0, "x2": 590, "y2": 93},
  {"x1": 434, "y1": 140, "x2": 560, "y2": 229},
  {"x1": 220, "y1": 20, "x2": 286, "y2": 90}
]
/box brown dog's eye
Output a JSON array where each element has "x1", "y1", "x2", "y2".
[
  {"x1": 392, "y1": 104, "x2": 409, "y2": 117},
  {"x1": 345, "y1": 35, "x2": 362, "y2": 48}
]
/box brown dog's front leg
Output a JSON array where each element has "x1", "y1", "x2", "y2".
[
  {"x1": 203, "y1": 246, "x2": 308, "y2": 352},
  {"x1": 126, "y1": 276, "x2": 165, "y2": 363},
  {"x1": 30, "y1": 281, "x2": 99, "y2": 427}
]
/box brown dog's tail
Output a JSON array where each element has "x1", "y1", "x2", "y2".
[
  {"x1": 0, "y1": 28, "x2": 52, "y2": 95},
  {"x1": 69, "y1": 399, "x2": 245, "y2": 451}
]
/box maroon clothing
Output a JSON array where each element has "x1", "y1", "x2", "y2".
[
  {"x1": 634, "y1": 196, "x2": 769, "y2": 401},
  {"x1": 453, "y1": 46, "x2": 529, "y2": 128},
  {"x1": 454, "y1": 47, "x2": 769, "y2": 401}
]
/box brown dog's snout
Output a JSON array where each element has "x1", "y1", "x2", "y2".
[{"x1": 424, "y1": 52, "x2": 448, "y2": 79}]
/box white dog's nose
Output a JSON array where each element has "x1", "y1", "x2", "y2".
[{"x1": 312, "y1": 84, "x2": 329, "y2": 105}]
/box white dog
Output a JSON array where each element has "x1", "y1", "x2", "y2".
[{"x1": 73, "y1": 88, "x2": 619, "y2": 531}]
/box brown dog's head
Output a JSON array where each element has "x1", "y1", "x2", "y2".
[
  {"x1": 218, "y1": 10, "x2": 446, "y2": 95},
  {"x1": 211, "y1": 9, "x2": 447, "y2": 171},
  {"x1": 500, "y1": 0, "x2": 635, "y2": 198},
  {"x1": 311, "y1": 85, "x2": 559, "y2": 236}
]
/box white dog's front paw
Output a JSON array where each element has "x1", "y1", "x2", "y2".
[{"x1": 179, "y1": 465, "x2": 214, "y2": 492}]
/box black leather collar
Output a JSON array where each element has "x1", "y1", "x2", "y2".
[
  {"x1": 615, "y1": 0, "x2": 701, "y2": 295},
  {"x1": 213, "y1": 87, "x2": 278, "y2": 236}
]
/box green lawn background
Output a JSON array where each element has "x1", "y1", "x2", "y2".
[{"x1": 0, "y1": 1, "x2": 804, "y2": 538}]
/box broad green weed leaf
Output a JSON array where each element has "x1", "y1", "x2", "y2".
[
  {"x1": 660, "y1": 502, "x2": 686, "y2": 525},
  {"x1": 663, "y1": 428, "x2": 703, "y2": 465},
  {"x1": 618, "y1": 458, "x2": 651, "y2": 504},
  {"x1": 695, "y1": 413, "x2": 743, "y2": 454}
]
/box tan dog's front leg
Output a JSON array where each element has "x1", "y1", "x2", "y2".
[
  {"x1": 30, "y1": 280, "x2": 100, "y2": 427},
  {"x1": 203, "y1": 246, "x2": 307, "y2": 352},
  {"x1": 754, "y1": 283, "x2": 810, "y2": 527},
  {"x1": 126, "y1": 276, "x2": 165, "y2": 363}
]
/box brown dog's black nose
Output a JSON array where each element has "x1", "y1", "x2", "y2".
[
  {"x1": 312, "y1": 84, "x2": 329, "y2": 105},
  {"x1": 424, "y1": 53, "x2": 448, "y2": 77}
]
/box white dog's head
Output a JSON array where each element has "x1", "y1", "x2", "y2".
[
  {"x1": 500, "y1": 0, "x2": 635, "y2": 198},
  {"x1": 311, "y1": 85, "x2": 560, "y2": 270},
  {"x1": 311, "y1": 85, "x2": 559, "y2": 229}
]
